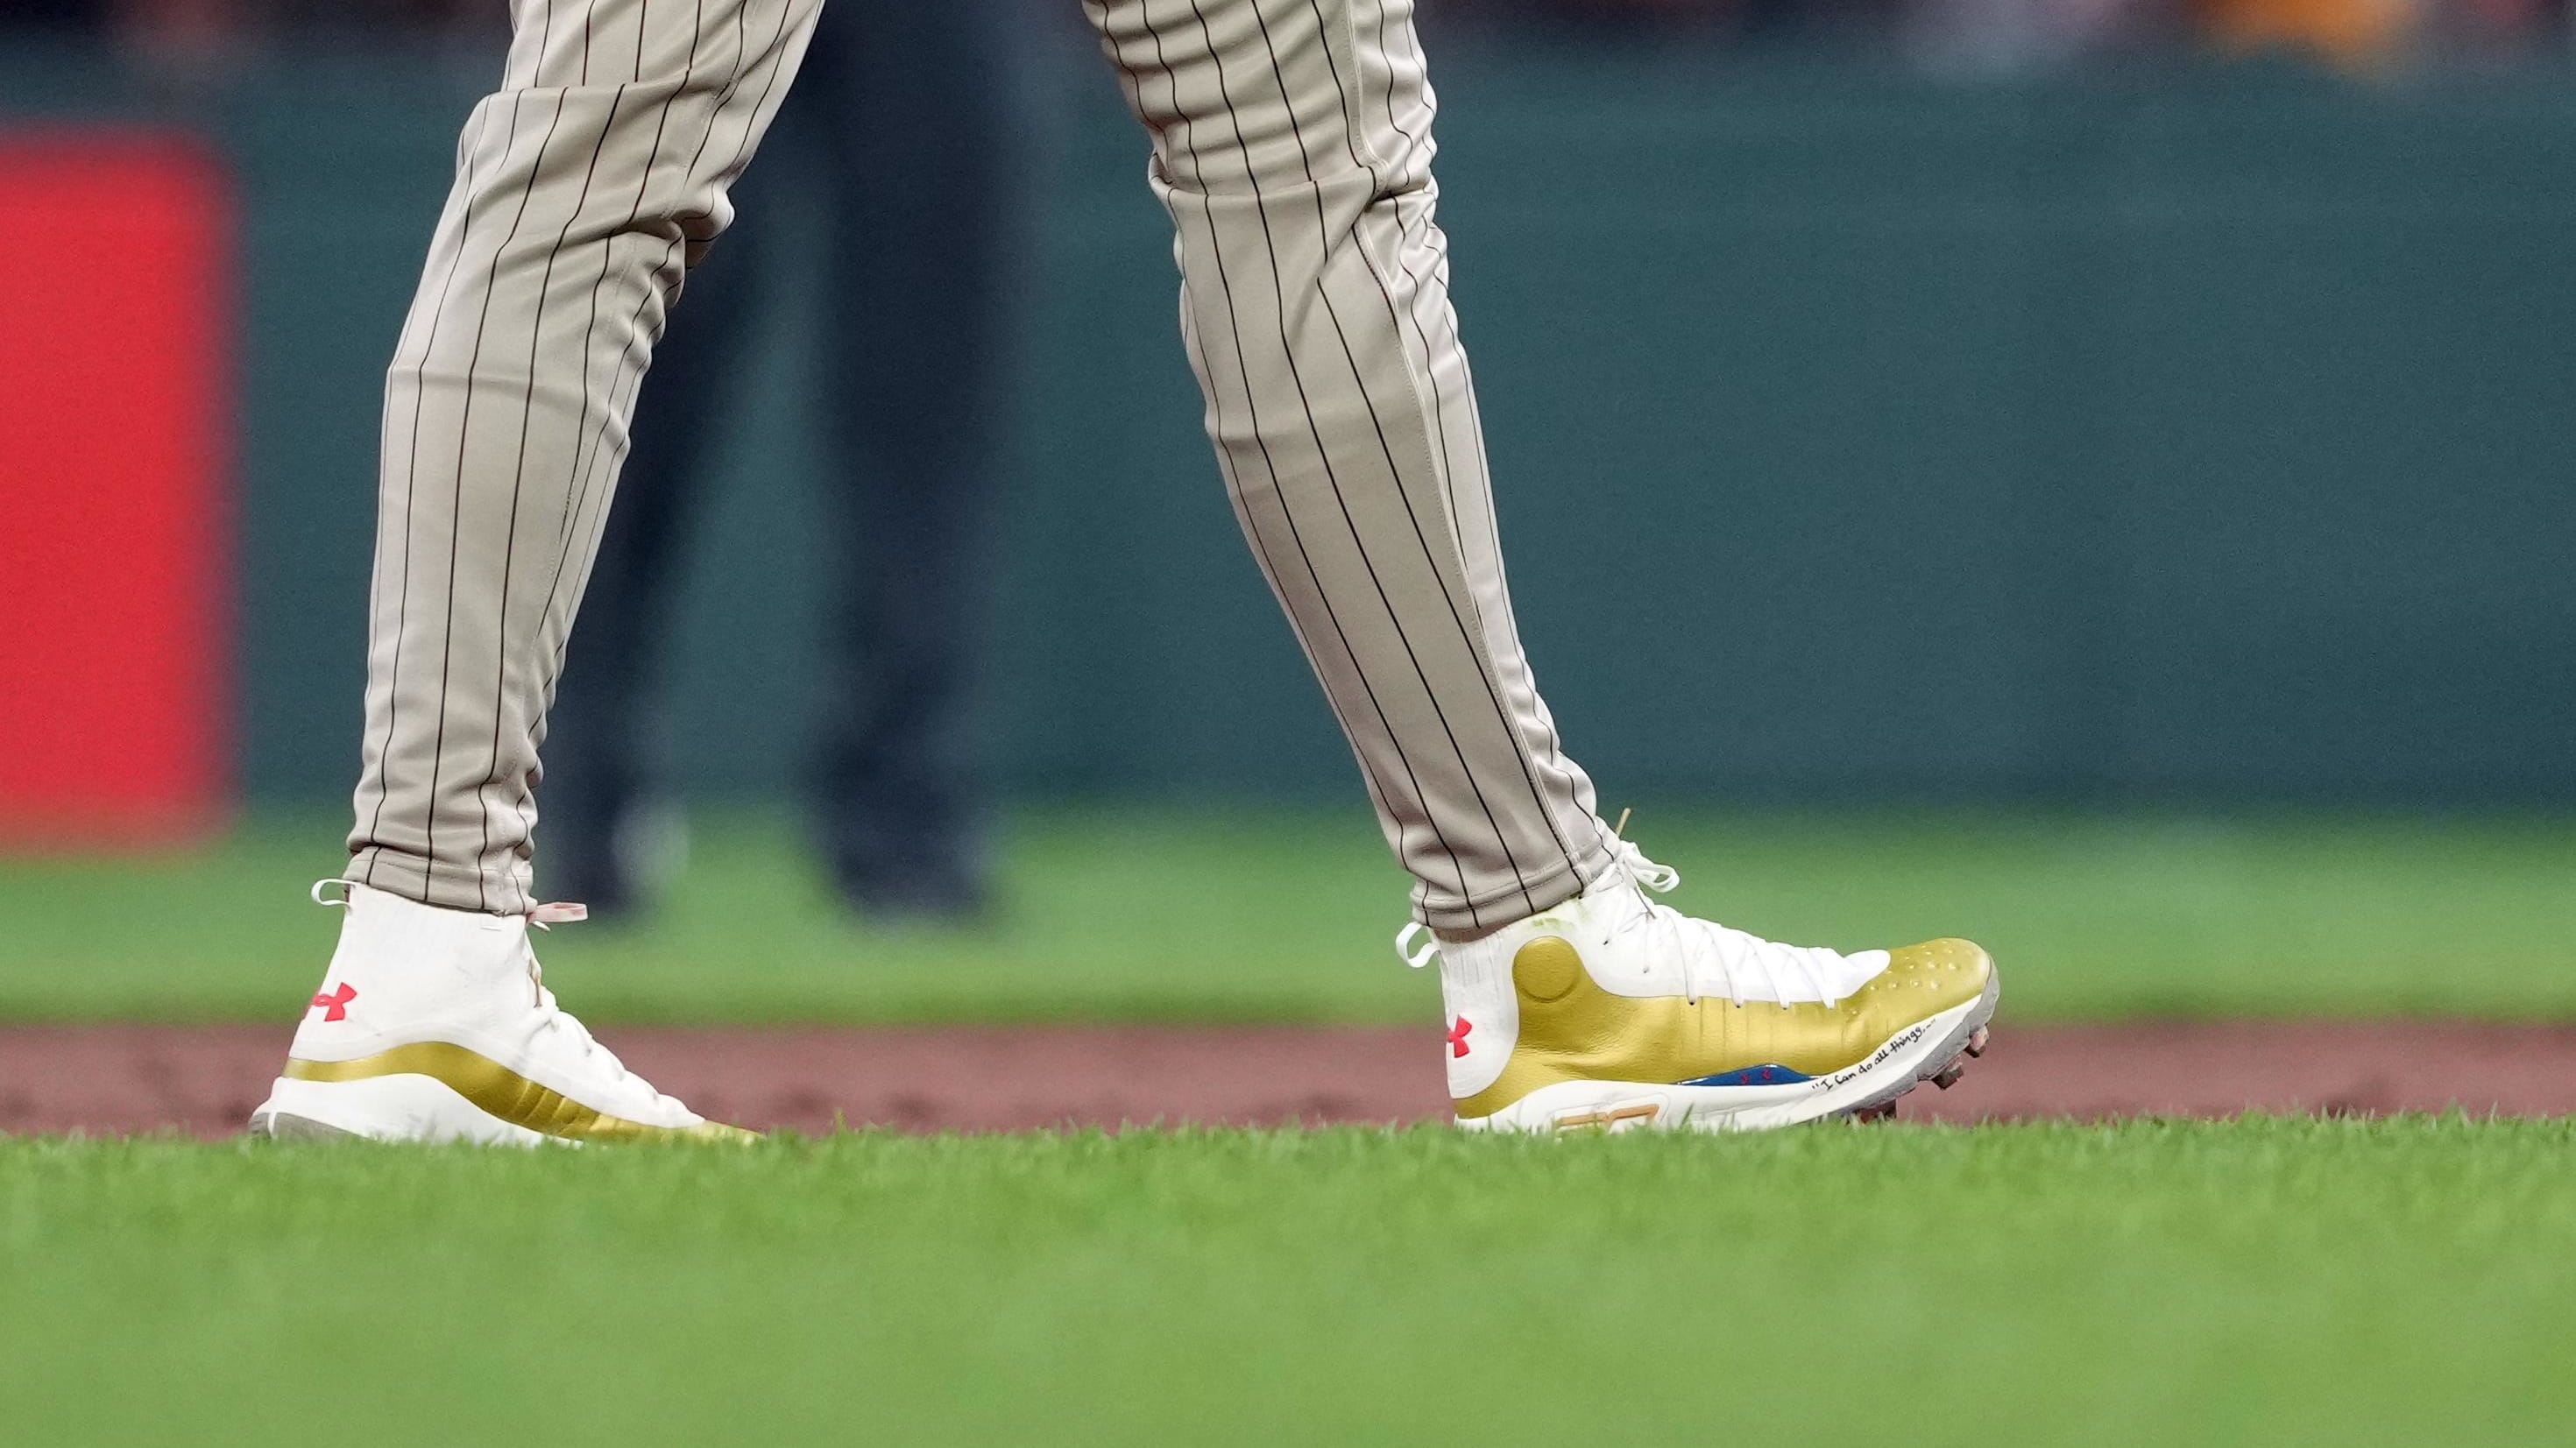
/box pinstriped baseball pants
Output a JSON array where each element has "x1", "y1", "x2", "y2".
[{"x1": 345, "y1": 0, "x2": 1618, "y2": 931}]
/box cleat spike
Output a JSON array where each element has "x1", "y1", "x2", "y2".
[
  {"x1": 1964, "y1": 1026, "x2": 1991, "y2": 1058},
  {"x1": 1931, "y1": 1059, "x2": 1967, "y2": 1090}
]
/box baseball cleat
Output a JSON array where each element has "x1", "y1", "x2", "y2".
[
  {"x1": 1400, "y1": 840, "x2": 1998, "y2": 1134},
  {"x1": 248, "y1": 882, "x2": 755, "y2": 1146}
]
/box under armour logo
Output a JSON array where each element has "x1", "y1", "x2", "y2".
[
  {"x1": 1446, "y1": 1017, "x2": 1473, "y2": 1058},
  {"x1": 309, "y1": 982, "x2": 357, "y2": 1021}
]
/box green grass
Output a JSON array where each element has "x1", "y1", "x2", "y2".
[
  {"x1": 4, "y1": 1120, "x2": 2572, "y2": 1445},
  {"x1": 4, "y1": 807, "x2": 2574, "y2": 1023}
]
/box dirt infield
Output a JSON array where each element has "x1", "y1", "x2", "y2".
[{"x1": 4, "y1": 1021, "x2": 2574, "y2": 1137}]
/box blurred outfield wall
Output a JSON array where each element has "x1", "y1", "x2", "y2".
[{"x1": 4, "y1": 39, "x2": 2572, "y2": 810}]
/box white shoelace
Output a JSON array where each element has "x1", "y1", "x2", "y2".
[
  {"x1": 520, "y1": 904, "x2": 686, "y2": 1110},
  {"x1": 1598, "y1": 841, "x2": 1849, "y2": 1007},
  {"x1": 1393, "y1": 838, "x2": 1854, "y2": 1008}
]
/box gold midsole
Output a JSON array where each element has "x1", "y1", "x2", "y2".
[{"x1": 283, "y1": 1042, "x2": 756, "y2": 1143}]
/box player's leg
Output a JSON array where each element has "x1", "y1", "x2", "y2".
[
  {"x1": 347, "y1": 0, "x2": 819, "y2": 915},
  {"x1": 1086, "y1": 0, "x2": 1617, "y2": 934},
  {"x1": 1087, "y1": 0, "x2": 1999, "y2": 1132},
  {"x1": 255, "y1": 0, "x2": 819, "y2": 1144}
]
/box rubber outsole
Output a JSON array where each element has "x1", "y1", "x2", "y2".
[
  {"x1": 1814, "y1": 970, "x2": 2000, "y2": 1127},
  {"x1": 246, "y1": 1071, "x2": 555, "y2": 1146},
  {"x1": 247, "y1": 1110, "x2": 363, "y2": 1142}
]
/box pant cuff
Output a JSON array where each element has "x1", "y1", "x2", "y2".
[
  {"x1": 1412, "y1": 838, "x2": 1620, "y2": 933},
  {"x1": 344, "y1": 847, "x2": 534, "y2": 916}
]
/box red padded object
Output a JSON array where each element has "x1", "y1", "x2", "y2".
[{"x1": 0, "y1": 133, "x2": 231, "y2": 845}]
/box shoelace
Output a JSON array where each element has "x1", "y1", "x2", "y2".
[
  {"x1": 520, "y1": 905, "x2": 684, "y2": 1109},
  {"x1": 1391, "y1": 835, "x2": 1852, "y2": 1008},
  {"x1": 1600, "y1": 840, "x2": 1847, "y2": 1007}
]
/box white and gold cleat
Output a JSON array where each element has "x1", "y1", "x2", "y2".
[
  {"x1": 249, "y1": 882, "x2": 755, "y2": 1145},
  {"x1": 1402, "y1": 843, "x2": 1998, "y2": 1134}
]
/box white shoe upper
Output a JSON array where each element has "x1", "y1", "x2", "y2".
[
  {"x1": 1402, "y1": 843, "x2": 1893, "y2": 1101},
  {"x1": 282, "y1": 881, "x2": 707, "y2": 1133}
]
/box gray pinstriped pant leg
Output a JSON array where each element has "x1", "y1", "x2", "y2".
[
  {"x1": 1088, "y1": 0, "x2": 1616, "y2": 928},
  {"x1": 346, "y1": 0, "x2": 821, "y2": 911},
  {"x1": 348, "y1": 0, "x2": 1614, "y2": 930}
]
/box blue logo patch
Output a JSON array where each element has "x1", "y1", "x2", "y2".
[{"x1": 1677, "y1": 1063, "x2": 1813, "y2": 1087}]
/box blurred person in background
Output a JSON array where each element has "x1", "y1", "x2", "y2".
[
  {"x1": 538, "y1": 0, "x2": 1048, "y2": 927},
  {"x1": 2192, "y1": 0, "x2": 2418, "y2": 60},
  {"x1": 1447, "y1": 0, "x2": 2562, "y2": 60},
  {"x1": 5, "y1": 0, "x2": 497, "y2": 63}
]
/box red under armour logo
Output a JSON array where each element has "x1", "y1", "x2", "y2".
[
  {"x1": 1447, "y1": 1017, "x2": 1474, "y2": 1058},
  {"x1": 309, "y1": 982, "x2": 357, "y2": 1021}
]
